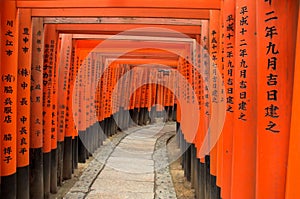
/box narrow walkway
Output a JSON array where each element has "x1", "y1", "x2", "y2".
[{"x1": 65, "y1": 122, "x2": 177, "y2": 199}]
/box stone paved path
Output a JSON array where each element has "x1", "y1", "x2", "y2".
[{"x1": 65, "y1": 122, "x2": 177, "y2": 199}]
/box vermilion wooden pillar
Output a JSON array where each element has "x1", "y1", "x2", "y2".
[
  {"x1": 231, "y1": 1, "x2": 257, "y2": 199},
  {"x1": 70, "y1": 40, "x2": 79, "y2": 171},
  {"x1": 256, "y1": 1, "x2": 298, "y2": 198},
  {"x1": 43, "y1": 24, "x2": 56, "y2": 198},
  {"x1": 57, "y1": 34, "x2": 72, "y2": 185},
  {"x1": 216, "y1": 4, "x2": 224, "y2": 193},
  {"x1": 285, "y1": 9, "x2": 300, "y2": 199},
  {"x1": 30, "y1": 17, "x2": 44, "y2": 199},
  {"x1": 63, "y1": 38, "x2": 76, "y2": 180},
  {"x1": 197, "y1": 20, "x2": 209, "y2": 199},
  {"x1": 209, "y1": 9, "x2": 220, "y2": 199},
  {"x1": 77, "y1": 49, "x2": 88, "y2": 163},
  {"x1": 50, "y1": 34, "x2": 60, "y2": 193},
  {"x1": 220, "y1": 1, "x2": 235, "y2": 199},
  {"x1": 17, "y1": 8, "x2": 31, "y2": 199},
  {"x1": 1, "y1": 1, "x2": 18, "y2": 198}
]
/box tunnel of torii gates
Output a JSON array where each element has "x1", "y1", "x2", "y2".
[{"x1": 0, "y1": 0, "x2": 299, "y2": 199}]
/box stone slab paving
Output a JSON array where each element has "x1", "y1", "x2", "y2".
[{"x1": 65, "y1": 121, "x2": 177, "y2": 199}]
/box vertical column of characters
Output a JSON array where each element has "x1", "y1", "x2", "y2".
[
  {"x1": 216, "y1": 3, "x2": 225, "y2": 191},
  {"x1": 51, "y1": 35, "x2": 60, "y2": 150},
  {"x1": 42, "y1": 24, "x2": 56, "y2": 197},
  {"x1": 196, "y1": 35, "x2": 203, "y2": 198},
  {"x1": 50, "y1": 30, "x2": 59, "y2": 193},
  {"x1": 64, "y1": 39, "x2": 77, "y2": 139},
  {"x1": 17, "y1": 8, "x2": 31, "y2": 171},
  {"x1": 185, "y1": 49, "x2": 199, "y2": 143},
  {"x1": 84, "y1": 52, "x2": 91, "y2": 146},
  {"x1": 104, "y1": 63, "x2": 109, "y2": 120},
  {"x1": 100, "y1": 57, "x2": 106, "y2": 130},
  {"x1": 90, "y1": 53, "x2": 95, "y2": 132},
  {"x1": 220, "y1": 1, "x2": 235, "y2": 199},
  {"x1": 0, "y1": 0, "x2": 18, "y2": 198},
  {"x1": 111, "y1": 64, "x2": 118, "y2": 119},
  {"x1": 202, "y1": 19, "x2": 212, "y2": 199},
  {"x1": 179, "y1": 57, "x2": 187, "y2": 139},
  {"x1": 147, "y1": 70, "x2": 153, "y2": 112},
  {"x1": 94, "y1": 53, "x2": 100, "y2": 125},
  {"x1": 56, "y1": 34, "x2": 72, "y2": 185},
  {"x1": 184, "y1": 56, "x2": 191, "y2": 139},
  {"x1": 209, "y1": 10, "x2": 220, "y2": 183},
  {"x1": 109, "y1": 62, "x2": 116, "y2": 133},
  {"x1": 62, "y1": 38, "x2": 77, "y2": 180},
  {"x1": 94, "y1": 53, "x2": 101, "y2": 135},
  {"x1": 42, "y1": 25, "x2": 53, "y2": 159},
  {"x1": 256, "y1": 0, "x2": 298, "y2": 198},
  {"x1": 103, "y1": 61, "x2": 109, "y2": 131},
  {"x1": 175, "y1": 60, "x2": 181, "y2": 126},
  {"x1": 176, "y1": 60, "x2": 182, "y2": 125},
  {"x1": 124, "y1": 65, "x2": 132, "y2": 128},
  {"x1": 117, "y1": 65, "x2": 123, "y2": 129},
  {"x1": 231, "y1": 1, "x2": 257, "y2": 199},
  {"x1": 98, "y1": 57, "x2": 105, "y2": 124},
  {"x1": 112, "y1": 64, "x2": 118, "y2": 131},
  {"x1": 17, "y1": 8, "x2": 31, "y2": 199},
  {"x1": 84, "y1": 51, "x2": 92, "y2": 146},
  {"x1": 72, "y1": 40, "x2": 80, "y2": 168},
  {"x1": 96, "y1": 54, "x2": 104, "y2": 141},
  {"x1": 30, "y1": 17, "x2": 44, "y2": 199},
  {"x1": 77, "y1": 49, "x2": 88, "y2": 163},
  {"x1": 107, "y1": 63, "x2": 113, "y2": 135},
  {"x1": 194, "y1": 35, "x2": 203, "y2": 155},
  {"x1": 145, "y1": 69, "x2": 151, "y2": 111},
  {"x1": 91, "y1": 53, "x2": 97, "y2": 127},
  {"x1": 115, "y1": 64, "x2": 121, "y2": 115},
  {"x1": 71, "y1": 40, "x2": 79, "y2": 153},
  {"x1": 57, "y1": 34, "x2": 72, "y2": 143},
  {"x1": 285, "y1": 9, "x2": 300, "y2": 199},
  {"x1": 198, "y1": 20, "x2": 209, "y2": 163},
  {"x1": 72, "y1": 42, "x2": 79, "y2": 134},
  {"x1": 89, "y1": 52, "x2": 97, "y2": 149}
]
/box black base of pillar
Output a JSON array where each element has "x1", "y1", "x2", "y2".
[
  {"x1": 78, "y1": 131, "x2": 86, "y2": 163},
  {"x1": 63, "y1": 137, "x2": 73, "y2": 180},
  {"x1": 43, "y1": 152, "x2": 51, "y2": 198},
  {"x1": 1, "y1": 173, "x2": 17, "y2": 199},
  {"x1": 17, "y1": 166, "x2": 29, "y2": 199},
  {"x1": 50, "y1": 148, "x2": 58, "y2": 193},
  {"x1": 57, "y1": 141, "x2": 64, "y2": 186},
  {"x1": 30, "y1": 147, "x2": 44, "y2": 199}
]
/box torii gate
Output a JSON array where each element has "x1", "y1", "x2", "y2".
[{"x1": 0, "y1": 1, "x2": 299, "y2": 199}]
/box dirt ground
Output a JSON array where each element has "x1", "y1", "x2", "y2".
[
  {"x1": 167, "y1": 136, "x2": 195, "y2": 199},
  {"x1": 50, "y1": 156, "x2": 94, "y2": 199}
]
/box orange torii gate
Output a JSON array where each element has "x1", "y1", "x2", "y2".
[{"x1": 1, "y1": 0, "x2": 300, "y2": 199}]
